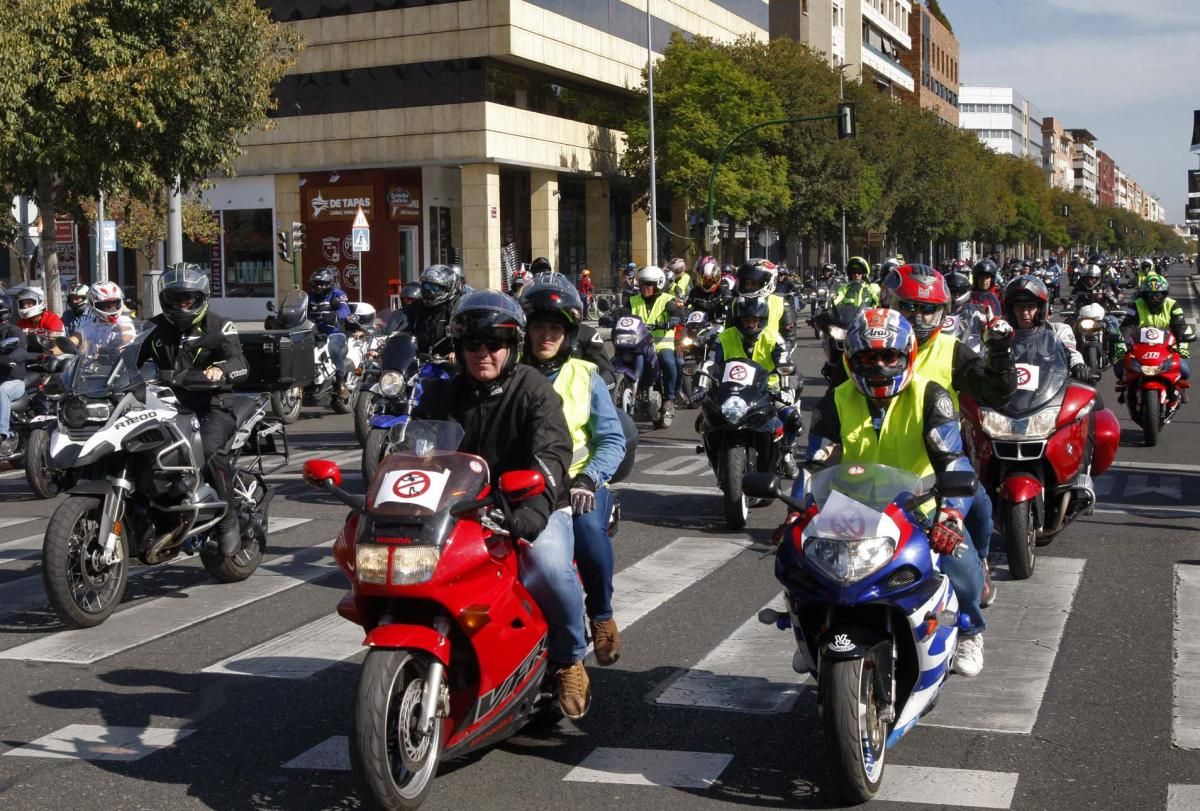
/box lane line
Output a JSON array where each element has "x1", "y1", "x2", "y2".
[
  {"x1": 200, "y1": 613, "x2": 363, "y2": 679},
  {"x1": 3, "y1": 724, "x2": 194, "y2": 762},
  {"x1": 1173, "y1": 565, "x2": 1200, "y2": 749},
  {"x1": 1111, "y1": 460, "x2": 1200, "y2": 473},
  {"x1": 874, "y1": 765, "x2": 1019, "y2": 809},
  {"x1": 563, "y1": 747, "x2": 733, "y2": 788}
]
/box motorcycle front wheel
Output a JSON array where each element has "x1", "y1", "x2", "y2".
[
  {"x1": 719, "y1": 444, "x2": 749, "y2": 530},
  {"x1": 1142, "y1": 394, "x2": 1160, "y2": 447},
  {"x1": 42, "y1": 496, "x2": 128, "y2": 628},
  {"x1": 24, "y1": 428, "x2": 58, "y2": 500},
  {"x1": 353, "y1": 391, "x2": 378, "y2": 446},
  {"x1": 363, "y1": 428, "x2": 389, "y2": 484},
  {"x1": 271, "y1": 387, "x2": 303, "y2": 424},
  {"x1": 1003, "y1": 499, "x2": 1037, "y2": 580},
  {"x1": 823, "y1": 654, "x2": 887, "y2": 803},
  {"x1": 352, "y1": 648, "x2": 443, "y2": 811}
]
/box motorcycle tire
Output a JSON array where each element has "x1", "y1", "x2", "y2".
[
  {"x1": 1084, "y1": 345, "x2": 1100, "y2": 382},
  {"x1": 822, "y1": 655, "x2": 886, "y2": 803},
  {"x1": 42, "y1": 496, "x2": 128, "y2": 628},
  {"x1": 24, "y1": 428, "x2": 58, "y2": 500},
  {"x1": 351, "y1": 648, "x2": 443, "y2": 811},
  {"x1": 1142, "y1": 394, "x2": 1160, "y2": 447},
  {"x1": 1003, "y1": 499, "x2": 1037, "y2": 580},
  {"x1": 614, "y1": 380, "x2": 635, "y2": 417},
  {"x1": 201, "y1": 472, "x2": 267, "y2": 583},
  {"x1": 270, "y1": 387, "x2": 303, "y2": 424},
  {"x1": 719, "y1": 444, "x2": 749, "y2": 530},
  {"x1": 353, "y1": 391, "x2": 377, "y2": 446},
  {"x1": 363, "y1": 427, "x2": 389, "y2": 484}
]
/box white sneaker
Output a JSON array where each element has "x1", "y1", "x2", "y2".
[{"x1": 955, "y1": 634, "x2": 984, "y2": 677}]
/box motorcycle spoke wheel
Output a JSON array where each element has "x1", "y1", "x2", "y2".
[{"x1": 43, "y1": 497, "x2": 128, "y2": 628}]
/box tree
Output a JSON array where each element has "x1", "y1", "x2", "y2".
[
  {"x1": 80, "y1": 192, "x2": 221, "y2": 265},
  {"x1": 0, "y1": 0, "x2": 302, "y2": 311}
]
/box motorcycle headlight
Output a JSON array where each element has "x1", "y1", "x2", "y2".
[
  {"x1": 804, "y1": 536, "x2": 897, "y2": 584},
  {"x1": 828, "y1": 326, "x2": 847, "y2": 342},
  {"x1": 59, "y1": 396, "x2": 110, "y2": 429},
  {"x1": 1141, "y1": 364, "x2": 1161, "y2": 376},
  {"x1": 720, "y1": 395, "x2": 749, "y2": 424},
  {"x1": 355, "y1": 544, "x2": 390, "y2": 584},
  {"x1": 379, "y1": 371, "x2": 404, "y2": 398},
  {"x1": 390, "y1": 546, "x2": 440, "y2": 585},
  {"x1": 979, "y1": 406, "x2": 1060, "y2": 440},
  {"x1": 818, "y1": 287, "x2": 829, "y2": 297},
  {"x1": 1077, "y1": 318, "x2": 1099, "y2": 331}
]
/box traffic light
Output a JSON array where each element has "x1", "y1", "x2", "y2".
[
  {"x1": 836, "y1": 102, "x2": 857, "y2": 140},
  {"x1": 705, "y1": 222, "x2": 720, "y2": 250},
  {"x1": 291, "y1": 221, "x2": 306, "y2": 253},
  {"x1": 276, "y1": 230, "x2": 292, "y2": 263}
]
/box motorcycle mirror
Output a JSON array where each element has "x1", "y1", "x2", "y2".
[
  {"x1": 498, "y1": 470, "x2": 545, "y2": 503},
  {"x1": 742, "y1": 472, "x2": 782, "y2": 501},
  {"x1": 303, "y1": 458, "x2": 343, "y2": 488},
  {"x1": 934, "y1": 469, "x2": 978, "y2": 499},
  {"x1": 266, "y1": 300, "x2": 277, "y2": 312}
]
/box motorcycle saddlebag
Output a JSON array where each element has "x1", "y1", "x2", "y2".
[{"x1": 234, "y1": 328, "x2": 316, "y2": 391}]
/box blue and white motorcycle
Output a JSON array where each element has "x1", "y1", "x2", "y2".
[{"x1": 745, "y1": 463, "x2": 977, "y2": 803}]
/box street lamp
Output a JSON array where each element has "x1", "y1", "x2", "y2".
[{"x1": 839, "y1": 63, "x2": 855, "y2": 269}]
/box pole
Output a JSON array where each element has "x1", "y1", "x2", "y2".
[
  {"x1": 166, "y1": 176, "x2": 183, "y2": 266},
  {"x1": 16, "y1": 196, "x2": 30, "y2": 283},
  {"x1": 646, "y1": 1, "x2": 659, "y2": 267},
  {"x1": 839, "y1": 63, "x2": 848, "y2": 269},
  {"x1": 357, "y1": 250, "x2": 363, "y2": 303},
  {"x1": 96, "y1": 191, "x2": 106, "y2": 283}
]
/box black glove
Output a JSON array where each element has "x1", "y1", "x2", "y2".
[
  {"x1": 1071, "y1": 363, "x2": 1089, "y2": 381},
  {"x1": 570, "y1": 474, "x2": 597, "y2": 515}
]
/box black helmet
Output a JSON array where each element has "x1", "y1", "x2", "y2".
[
  {"x1": 731, "y1": 295, "x2": 770, "y2": 340},
  {"x1": 528, "y1": 256, "x2": 552, "y2": 274},
  {"x1": 159, "y1": 262, "x2": 212, "y2": 332},
  {"x1": 66, "y1": 284, "x2": 90, "y2": 316},
  {"x1": 308, "y1": 266, "x2": 337, "y2": 298},
  {"x1": 1003, "y1": 275, "x2": 1050, "y2": 328},
  {"x1": 400, "y1": 281, "x2": 421, "y2": 303},
  {"x1": 521, "y1": 272, "x2": 584, "y2": 366},
  {"x1": 450, "y1": 290, "x2": 526, "y2": 380},
  {"x1": 735, "y1": 258, "x2": 777, "y2": 298},
  {"x1": 946, "y1": 270, "x2": 971, "y2": 309},
  {"x1": 420, "y1": 264, "x2": 458, "y2": 307},
  {"x1": 0, "y1": 294, "x2": 12, "y2": 325},
  {"x1": 972, "y1": 259, "x2": 999, "y2": 290}
]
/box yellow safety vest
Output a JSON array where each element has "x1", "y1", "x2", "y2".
[
  {"x1": 833, "y1": 373, "x2": 934, "y2": 480},
  {"x1": 551, "y1": 357, "x2": 598, "y2": 478},
  {"x1": 718, "y1": 326, "x2": 780, "y2": 388},
  {"x1": 913, "y1": 332, "x2": 959, "y2": 409},
  {"x1": 630, "y1": 294, "x2": 675, "y2": 351},
  {"x1": 672, "y1": 274, "x2": 692, "y2": 301},
  {"x1": 766, "y1": 294, "x2": 785, "y2": 335},
  {"x1": 1135, "y1": 297, "x2": 1176, "y2": 329}
]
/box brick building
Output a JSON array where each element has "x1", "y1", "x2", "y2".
[
  {"x1": 898, "y1": 1, "x2": 959, "y2": 126},
  {"x1": 1097, "y1": 150, "x2": 1116, "y2": 208}
]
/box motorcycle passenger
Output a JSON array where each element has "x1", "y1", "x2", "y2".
[
  {"x1": 0, "y1": 295, "x2": 29, "y2": 455},
  {"x1": 685, "y1": 255, "x2": 728, "y2": 319},
  {"x1": 406, "y1": 264, "x2": 461, "y2": 358},
  {"x1": 969, "y1": 260, "x2": 1003, "y2": 318},
  {"x1": 400, "y1": 281, "x2": 421, "y2": 310},
  {"x1": 1004, "y1": 275, "x2": 1086, "y2": 381},
  {"x1": 139, "y1": 263, "x2": 249, "y2": 556},
  {"x1": 667, "y1": 257, "x2": 690, "y2": 301},
  {"x1": 883, "y1": 264, "x2": 1016, "y2": 606},
  {"x1": 1116, "y1": 274, "x2": 1191, "y2": 396},
  {"x1": 805, "y1": 308, "x2": 987, "y2": 675},
  {"x1": 833, "y1": 257, "x2": 880, "y2": 308},
  {"x1": 411, "y1": 289, "x2": 591, "y2": 719},
  {"x1": 13, "y1": 285, "x2": 64, "y2": 339},
  {"x1": 629, "y1": 265, "x2": 686, "y2": 418},
  {"x1": 522, "y1": 275, "x2": 627, "y2": 667},
  {"x1": 306, "y1": 267, "x2": 352, "y2": 398},
  {"x1": 63, "y1": 284, "x2": 92, "y2": 334}
]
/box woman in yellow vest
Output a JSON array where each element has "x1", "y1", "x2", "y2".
[
  {"x1": 628, "y1": 266, "x2": 686, "y2": 418},
  {"x1": 803, "y1": 308, "x2": 988, "y2": 677},
  {"x1": 522, "y1": 273, "x2": 628, "y2": 666}
]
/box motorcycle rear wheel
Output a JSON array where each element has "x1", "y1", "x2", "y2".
[
  {"x1": 24, "y1": 428, "x2": 58, "y2": 500},
  {"x1": 1142, "y1": 394, "x2": 1160, "y2": 447},
  {"x1": 823, "y1": 655, "x2": 887, "y2": 803},
  {"x1": 352, "y1": 648, "x2": 443, "y2": 811},
  {"x1": 42, "y1": 496, "x2": 128, "y2": 628},
  {"x1": 720, "y1": 444, "x2": 749, "y2": 530},
  {"x1": 1003, "y1": 499, "x2": 1037, "y2": 580},
  {"x1": 271, "y1": 387, "x2": 303, "y2": 424}
]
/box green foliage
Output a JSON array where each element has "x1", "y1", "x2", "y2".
[{"x1": 926, "y1": 0, "x2": 954, "y2": 35}]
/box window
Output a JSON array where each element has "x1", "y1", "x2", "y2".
[
  {"x1": 428, "y1": 206, "x2": 453, "y2": 266},
  {"x1": 221, "y1": 209, "x2": 274, "y2": 298}
]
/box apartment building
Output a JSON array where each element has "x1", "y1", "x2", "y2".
[
  {"x1": 898, "y1": 1, "x2": 958, "y2": 126},
  {"x1": 1097, "y1": 150, "x2": 1116, "y2": 208},
  {"x1": 1040, "y1": 117, "x2": 1074, "y2": 192},
  {"x1": 1068, "y1": 128, "x2": 1098, "y2": 204},
  {"x1": 959, "y1": 86, "x2": 1042, "y2": 159}
]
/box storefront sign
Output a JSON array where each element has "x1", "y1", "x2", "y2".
[
  {"x1": 55, "y1": 219, "x2": 78, "y2": 280},
  {"x1": 321, "y1": 236, "x2": 341, "y2": 263},
  {"x1": 306, "y1": 186, "x2": 374, "y2": 221},
  {"x1": 387, "y1": 187, "x2": 420, "y2": 220}
]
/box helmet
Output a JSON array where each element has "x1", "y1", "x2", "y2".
[
  {"x1": 528, "y1": 256, "x2": 552, "y2": 274},
  {"x1": 66, "y1": 284, "x2": 90, "y2": 316},
  {"x1": 823, "y1": 262, "x2": 841, "y2": 277},
  {"x1": 89, "y1": 280, "x2": 127, "y2": 325},
  {"x1": 893, "y1": 253, "x2": 905, "y2": 264},
  {"x1": 509, "y1": 267, "x2": 531, "y2": 294},
  {"x1": 694, "y1": 256, "x2": 720, "y2": 292},
  {"x1": 580, "y1": 268, "x2": 591, "y2": 278},
  {"x1": 667, "y1": 257, "x2": 687, "y2": 277},
  {"x1": 972, "y1": 259, "x2": 998, "y2": 290},
  {"x1": 735, "y1": 259, "x2": 777, "y2": 298},
  {"x1": 846, "y1": 256, "x2": 870, "y2": 278},
  {"x1": 664, "y1": 268, "x2": 676, "y2": 287},
  {"x1": 448, "y1": 264, "x2": 466, "y2": 293},
  {"x1": 845, "y1": 308, "x2": 917, "y2": 400},
  {"x1": 13, "y1": 285, "x2": 45, "y2": 320},
  {"x1": 946, "y1": 270, "x2": 971, "y2": 310},
  {"x1": 880, "y1": 257, "x2": 901, "y2": 279},
  {"x1": 882, "y1": 264, "x2": 950, "y2": 345},
  {"x1": 420, "y1": 264, "x2": 458, "y2": 307},
  {"x1": 159, "y1": 264, "x2": 210, "y2": 330},
  {"x1": 0, "y1": 294, "x2": 12, "y2": 325},
  {"x1": 624, "y1": 261, "x2": 637, "y2": 274},
  {"x1": 731, "y1": 295, "x2": 769, "y2": 341},
  {"x1": 1003, "y1": 275, "x2": 1050, "y2": 328},
  {"x1": 308, "y1": 266, "x2": 337, "y2": 298},
  {"x1": 1140, "y1": 257, "x2": 1154, "y2": 271},
  {"x1": 1081, "y1": 264, "x2": 1102, "y2": 288},
  {"x1": 399, "y1": 281, "x2": 421, "y2": 304},
  {"x1": 636, "y1": 266, "x2": 666, "y2": 291},
  {"x1": 450, "y1": 289, "x2": 526, "y2": 379},
  {"x1": 1140, "y1": 273, "x2": 1169, "y2": 308},
  {"x1": 521, "y1": 272, "x2": 584, "y2": 364}
]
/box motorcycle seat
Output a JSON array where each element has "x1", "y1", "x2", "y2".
[{"x1": 226, "y1": 394, "x2": 265, "y2": 429}]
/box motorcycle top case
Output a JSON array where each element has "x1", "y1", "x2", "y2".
[{"x1": 234, "y1": 328, "x2": 316, "y2": 391}]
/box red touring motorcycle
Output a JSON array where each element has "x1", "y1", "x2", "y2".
[
  {"x1": 1118, "y1": 325, "x2": 1192, "y2": 447},
  {"x1": 302, "y1": 420, "x2": 560, "y2": 810},
  {"x1": 961, "y1": 329, "x2": 1119, "y2": 580}
]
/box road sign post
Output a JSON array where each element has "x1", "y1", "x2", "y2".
[{"x1": 352, "y1": 207, "x2": 370, "y2": 303}]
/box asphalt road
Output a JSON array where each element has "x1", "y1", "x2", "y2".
[{"x1": 1, "y1": 265, "x2": 1199, "y2": 810}]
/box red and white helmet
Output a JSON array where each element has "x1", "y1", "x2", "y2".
[
  {"x1": 12, "y1": 286, "x2": 46, "y2": 320},
  {"x1": 89, "y1": 281, "x2": 125, "y2": 324},
  {"x1": 694, "y1": 255, "x2": 721, "y2": 292}
]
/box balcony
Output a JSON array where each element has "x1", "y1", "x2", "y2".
[
  {"x1": 861, "y1": 1, "x2": 912, "y2": 50},
  {"x1": 862, "y1": 42, "x2": 915, "y2": 92}
]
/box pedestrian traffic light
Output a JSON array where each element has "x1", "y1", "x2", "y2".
[
  {"x1": 277, "y1": 231, "x2": 292, "y2": 263},
  {"x1": 837, "y1": 102, "x2": 857, "y2": 140},
  {"x1": 705, "y1": 222, "x2": 720, "y2": 250},
  {"x1": 291, "y1": 221, "x2": 306, "y2": 252}
]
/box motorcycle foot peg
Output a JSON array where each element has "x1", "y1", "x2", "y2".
[
  {"x1": 695, "y1": 444, "x2": 704, "y2": 454},
  {"x1": 757, "y1": 608, "x2": 790, "y2": 629}
]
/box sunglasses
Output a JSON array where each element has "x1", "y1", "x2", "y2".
[
  {"x1": 855, "y1": 349, "x2": 904, "y2": 366},
  {"x1": 462, "y1": 337, "x2": 506, "y2": 353},
  {"x1": 895, "y1": 301, "x2": 941, "y2": 316}
]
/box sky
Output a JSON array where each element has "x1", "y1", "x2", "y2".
[{"x1": 939, "y1": 0, "x2": 1200, "y2": 223}]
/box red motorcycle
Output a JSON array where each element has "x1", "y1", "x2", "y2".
[
  {"x1": 961, "y1": 329, "x2": 1119, "y2": 580},
  {"x1": 302, "y1": 420, "x2": 557, "y2": 810},
  {"x1": 1118, "y1": 325, "x2": 1190, "y2": 446}
]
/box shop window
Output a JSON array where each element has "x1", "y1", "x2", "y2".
[
  {"x1": 220, "y1": 209, "x2": 274, "y2": 298},
  {"x1": 429, "y1": 206, "x2": 453, "y2": 266}
]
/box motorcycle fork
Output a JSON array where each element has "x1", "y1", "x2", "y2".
[
  {"x1": 98, "y1": 462, "x2": 132, "y2": 565},
  {"x1": 417, "y1": 615, "x2": 452, "y2": 739}
]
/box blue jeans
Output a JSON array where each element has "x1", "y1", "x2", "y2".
[
  {"x1": 519, "y1": 509, "x2": 587, "y2": 664},
  {"x1": 325, "y1": 332, "x2": 348, "y2": 376},
  {"x1": 657, "y1": 347, "x2": 679, "y2": 399},
  {"x1": 573, "y1": 486, "x2": 615, "y2": 621},
  {"x1": 0, "y1": 379, "x2": 24, "y2": 437},
  {"x1": 941, "y1": 547, "x2": 986, "y2": 636},
  {"x1": 965, "y1": 482, "x2": 993, "y2": 561}
]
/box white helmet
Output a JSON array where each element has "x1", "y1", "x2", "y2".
[
  {"x1": 13, "y1": 286, "x2": 46, "y2": 320},
  {"x1": 89, "y1": 281, "x2": 125, "y2": 324},
  {"x1": 636, "y1": 266, "x2": 666, "y2": 290}
]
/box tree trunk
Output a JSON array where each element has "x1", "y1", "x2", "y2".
[{"x1": 36, "y1": 174, "x2": 64, "y2": 315}]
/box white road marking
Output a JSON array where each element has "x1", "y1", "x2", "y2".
[
  {"x1": 0, "y1": 516, "x2": 41, "y2": 531},
  {"x1": 282, "y1": 735, "x2": 350, "y2": 771},
  {"x1": 1168, "y1": 784, "x2": 1200, "y2": 811},
  {"x1": 641, "y1": 456, "x2": 712, "y2": 476},
  {"x1": 614, "y1": 482, "x2": 723, "y2": 496},
  {"x1": 1173, "y1": 565, "x2": 1200, "y2": 749},
  {"x1": 654, "y1": 596, "x2": 810, "y2": 713},
  {"x1": 0, "y1": 533, "x2": 43, "y2": 562},
  {"x1": 874, "y1": 765, "x2": 1019, "y2": 808},
  {"x1": 926, "y1": 557, "x2": 1085, "y2": 734},
  {"x1": 1092, "y1": 505, "x2": 1200, "y2": 518},
  {"x1": 563, "y1": 747, "x2": 733, "y2": 788},
  {"x1": 3, "y1": 724, "x2": 193, "y2": 762},
  {"x1": 201, "y1": 613, "x2": 363, "y2": 679}
]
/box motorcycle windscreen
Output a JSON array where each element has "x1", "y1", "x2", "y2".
[
  {"x1": 380, "y1": 332, "x2": 418, "y2": 372},
  {"x1": 67, "y1": 320, "x2": 156, "y2": 396},
  {"x1": 1006, "y1": 328, "x2": 1069, "y2": 415},
  {"x1": 807, "y1": 463, "x2": 925, "y2": 515},
  {"x1": 366, "y1": 420, "x2": 489, "y2": 518}
]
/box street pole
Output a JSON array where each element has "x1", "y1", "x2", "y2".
[
  {"x1": 646, "y1": 1, "x2": 659, "y2": 268},
  {"x1": 357, "y1": 250, "x2": 363, "y2": 304},
  {"x1": 95, "y1": 191, "x2": 106, "y2": 283},
  {"x1": 839, "y1": 63, "x2": 853, "y2": 269},
  {"x1": 166, "y1": 176, "x2": 183, "y2": 266},
  {"x1": 16, "y1": 196, "x2": 31, "y2": 283}
]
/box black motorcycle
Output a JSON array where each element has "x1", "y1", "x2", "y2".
[{"x1": 0, "y1": 335, "x2": 72, "y2": 499}]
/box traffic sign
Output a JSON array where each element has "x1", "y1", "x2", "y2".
[
  {"x1": 10, "y1": 196, "x2": 37, "y2": 227},
  {"x1": 351, "y1": 206, "x2": 370, "y2": 253}
]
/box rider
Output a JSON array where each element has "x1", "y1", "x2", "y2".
[
  {"x1": 685, "y1": 255, "x2": 728, "y2": 319},
  {"x1": 406, "y1": 264, "x2": 461, "y2": 357},
  {"x1": 139, "y1": 263, "x2": 249, "y2": 557},
  {"x1": 969, "y1": 259, "x2": 1003, "y2": 318},
  {"x1": 412, "y1": 289, "x2": 592, "y2": 719},
  {"x1": 1116, "y1": 274, "x2": 1191, "y2": 398},
  {"x1": 62, "y1": 284, "x2": 92, "y2": 334},
  {"x1": 12, "y1": 285, "x2": 64, "y2": 340},
  {"x1": 1135, "y1": 257, "x2": 1156, "y2": 288},
  {"x1": 1004, "y1": 275, "x2": 1086, "y2": 381},
  {"x1": 804, "y1": 308, "x2": 987, "y2": 676},
  {"x1": 306, "y1": 267, "x2": 352, "y2": 398},
  {"x1": 736, "y1": 258, "x2": 797, "y2": 340},
  {"x1": 833, "y1": 257, "x2": 881, "y2": 307},
  {"x1": 521, "y1": 275, "x2": 627, "y2": 668},
  {"x1": 1070, "y1": 264, "x2": 1120, "y2": 311},
  {"x1": 0, "y1": 295, "x2": 28, "y2": 455},
  {"x1": 667, "y1": 257, "x2": 691, "y2": 301},
  {"x1": 883, "y1": 264, "x2": 1016, "y2": 607},
  {"x1": 629, "y1": 265, "x2": 686, "y2": 418}
]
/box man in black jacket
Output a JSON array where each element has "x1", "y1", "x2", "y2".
[
  {"x1": 138, "y1": 264, "x2": 249, "y2": 556},
  {"x1": 411, "y1": 289, "x2": 591, "y2": 720}
]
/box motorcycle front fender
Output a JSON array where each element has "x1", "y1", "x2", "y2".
[
  {"x1": 369, "y1": 414, "x2": 406, "y2": 430},
  {"x1": 1000, "y1": 473, "x2": 1043, "y2": 504},
  {"x1": 818, "y1": 624, "x2": 891, "y2": 662},
  {"x1": 364, "y1": 622, "x2": 451, "y2": 667}
]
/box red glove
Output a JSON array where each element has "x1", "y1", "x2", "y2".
[{"x1": 929, "y1": 507, "x2": 965, "y2": 555}]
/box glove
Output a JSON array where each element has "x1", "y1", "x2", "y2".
[
  {"x1": 929, "y1": 507, "x2": 965, "y2": 555},
  {"x1": 984, "y1": 318, "x2": 1014, "y2": 351},
  {"x1": 1071, "y1": 363, "x2": 1089, "y2": 381},
  {"x1": 570, "y1": 474, "x2": 597, "y2": 515}
]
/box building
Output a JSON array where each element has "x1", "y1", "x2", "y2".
[
  {"x1": 1097, "y1": 150, "x2": 1116, "y2": 208},
  {"x1": 770, "y1": 0, "x2": 915, "y2": 96},
  {"x1": 898, "y1": 1, "x2": 959, "y2": 126},
  {"x1": 1040, "y1": 117, "x2": 1074, "y2": 192},
  {"x1": 959, "y1": 86, "x2": 1042, "y2": 159},
  {"x1": 1067, "y1": 128, "x2": 1098, "y2": 203}
]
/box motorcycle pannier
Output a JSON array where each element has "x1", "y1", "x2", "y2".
[{"x1": 234, "y1": 328, "x2": 316, "y2": 391}]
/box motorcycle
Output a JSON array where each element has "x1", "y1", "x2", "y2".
[
  {"x1": 1068, "y1": 302, "x2": 1114, "y2": 383},
  {"x1": 610, "y1": 313, "x2": 671, "y2": 428},
  {"x1": 676, "y1": 310, "x2": 721, "y2": 407},
  {"x1": 301, "y1": 420, "x2": 564, "y2": 809},
  {"x1": 960, "y1": 329, "x2": 1120, "y2": 579},
  {"x1": 810, "y1": 303, "x2": 861, "y2": 387},
  {"x1": 696, "y1": 357, "x2": 786, "y2": 530},
  {"x1": 743, "y1": 463, "x2": 980, "y2": 804},
  {"x1": 808, "y1": 282, "x2": 833, "y2": 336},
  {"x1": 262, "y1": 292, "x2": 352, "y2": 420},
  {"x1": 1119, "y1": 325, "x2": 1192, "y2": 446},
  {"x1": 0, "y1": 335, "x2": 71, "y2": 498},
  {"x1": 42, "y1": 321, "x2": 282, "y2": 628}
]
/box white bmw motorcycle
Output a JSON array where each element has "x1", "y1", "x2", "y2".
[{"x1": 43, "y1": 322, "x2": 281, "y2": 628}]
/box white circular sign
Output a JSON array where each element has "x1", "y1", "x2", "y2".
[{"x1": 10, "y1": 196, "x2": 37, "y2": 227}]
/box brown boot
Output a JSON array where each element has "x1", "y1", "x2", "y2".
[
  {"x1": 554, "y1": 661, "x2": 591, "y2": 720},
  {"x1": 591, "y1": 617, "x2": 622, "y2": 666}
]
